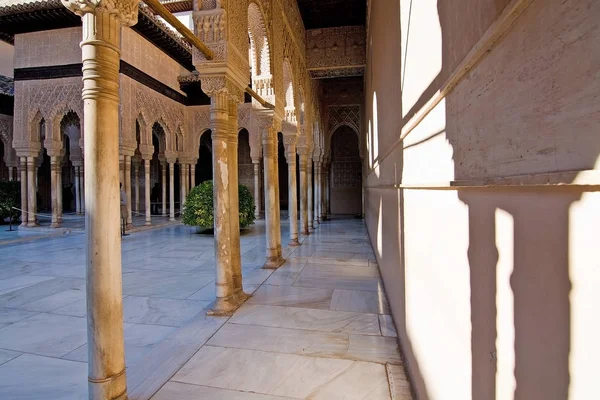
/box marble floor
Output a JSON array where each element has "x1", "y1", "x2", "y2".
[{"x1": 0, "y1": 217, "x2": 412, "y2": 399}]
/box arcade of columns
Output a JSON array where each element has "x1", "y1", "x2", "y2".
[{"x1": 2, "y1": 0, "x2": 338, "y2": 398}]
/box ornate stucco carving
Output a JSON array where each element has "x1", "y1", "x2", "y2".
[{"x1": 61, "y1": 0, "x2": 140, "y2": 25}]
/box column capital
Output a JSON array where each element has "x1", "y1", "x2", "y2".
[
  {"x1": 252, "y1": 157, "x2": 261, "y2": 164},
  {"x1": 200, "y1": 75, "x2": 245, "y2": 104},
  {"x1": 61, "y1": 0, "x2": 140, "y2": 26}
]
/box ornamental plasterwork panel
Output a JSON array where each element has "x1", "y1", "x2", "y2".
[
  {"x1": 134, "y1": 80, "x2": 185, "y2": 152},
  {"x1": 327, "y1": 104, "x2": 362, "y2": 158},
  {"x1": 306, "y1": 26, "x2": 366, "y2": 71},
  {"x1": 310, "y1": 67, "x2": 365, "y2": 80},
  {"x1": 12, "y1": 77, "x2": 83, "y2": 154}
]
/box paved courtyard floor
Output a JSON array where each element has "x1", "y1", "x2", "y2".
[{"x1": 0, "y1": 218, "x2": 411, "y2": 399}]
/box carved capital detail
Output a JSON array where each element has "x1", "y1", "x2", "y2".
[{"x1": 61, "y1": 0, "x2": 140, "y2": 26}]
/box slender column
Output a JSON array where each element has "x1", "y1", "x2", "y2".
[
  {"x1": 228, "y1": 100, "x2": 243, "y2": 297},
  {"x1": 20, "y1": 158, "x2": 27, "y2": 227},
  {"x1": 8, "y1": 167, "x2": 13, "y2": 181},
  {"x1": 298, "y1": 150, "x2": 309, "y2": 235},
  {"x1": 75, "y1": 166, "x2": 81, "y2": 214},
  {"x1": 81, "y1": 165, "x2": 85, "y2": 213},
  {"x1": 133, "y1": 163, "x2": 139, "y2": 213},
  {"x1": 50, "y1": 156, "x2": 59, "y2": 227},
  {"x1": 27, "y1": 156, "x2": 37, "y2": 226},
  {"x1": 261, "y1": 121, "x2": 283, "y2": 268},
  {"x1": 57, "y1": 157, "x2": 63, "y2": 223},
  {"x1": 168, "y1": 161, "x2": 175, "y2": 221},
  {"x1": 252, "y1": 158, "x2": 260, "y2": 219},
  {"x1": 205, "y1": 89, "x2": 237, "y2": 314},
  {"x1": 161, "y1": 162, "x2": 166, "y2": 216},
  {"x1": 308, "y1": 158, "x2": 313, "y2": 230},
  {"x1": 284, "y1": 137, "x2": 299, "y2": 245},
  {"x1": 325, "y1": 163, "x2": 331, "y2": 218},
  {"x1": 144, "y1": 158, "x2": 151, "y2": 226},
  {"x1": 315, "y1": 161, "x2": 321, "y2": 223},
  {"x1": 124, "y1": 156, "x2": 132, "y2": 227},
  {"x1": 179, "y1": 163, "x2": 184, "y2": 211},
  {"x1": 321, "y1": 162, "x2": 327, "y2": 220},
  {"x1": 190, "y1": 164, "x2": 196, "y2": 189},
  {"x1": 61, "y1": 2, "x2": 139, "y2": 398}
]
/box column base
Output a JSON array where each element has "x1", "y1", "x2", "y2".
[
  {"x1": 288, "y1": 238, "x2": 300, "y2": 247},
  {"x1": 206, "y1": 289, "x2": 250, "y2": 316},
  {"x1": 169, "y1": 217, "x2": 175, "y2": 222},
  {"x1": 28, "y1": 222, "x2": 39, "y2": 227},
  {"x1": 126, "y1": 223, "x2": 133, "y2": 230},
  {"x1": 88, "y1": 369, "x2": 128, "y2": 400},
  {"x1": 50, "y1": 222, "x2": 61, "y2": 228},
  {"x1": 262, "y1": 256, "x2": 285, "y2": 269},
  {"x1": 301, "y1": 230, "x2": 310, "y2": 236},
  {"x1": 144, "y1": 221, "x2": 152, "y2": 226}
]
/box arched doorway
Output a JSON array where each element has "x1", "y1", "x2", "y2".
[
  {"x1": 277, "y1": 132, "x2": 288, "y2": 210},
  {"x1": 238, "y1": 128, "x2": 254, "y2": 193},
  {"x1": 196, "y1": 130, "x2": 212, "y2": 184},
  {"x1": 330, "y1": 126, "x2": 362, "y2": 215}
]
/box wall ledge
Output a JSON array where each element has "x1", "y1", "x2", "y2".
[{"x1": 366, "y1": 170, "x2": 600, "y2": 190}]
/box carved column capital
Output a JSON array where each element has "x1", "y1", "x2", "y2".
[{"x1": 61, "y1": 0, "x2": 140, "y2": 26}]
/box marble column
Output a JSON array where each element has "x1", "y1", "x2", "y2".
[
  {"x1": 252, "y1": 158, "x2": 261, "y2": 219},
  {"x1": 56, "y1": 157, "x2": 63, "y2": 224},
  {"x1": 27, "y1": 156, "x2": 37, "y2": 227},
  {"x1": 124, "y1": 155, "x2": 132, "y2": 228},
  {"x1": 284, "y1": 136, "x2": 299, "y2": 246},
  {"x1": 203, "y1": 86, "x2": 241, "y2": 314},
  {"x1": 81, "y1": 165, "x2": 85, "y2": 213},
  {"x1": 321, "y1": 162, "x2": 327, "y2": 221},
  {"x1": 161, "y1": 161, "x2": 166, "y2": 216},
  {"x1": 133, "y1": 163, "x2": 139, "y2": 213},
  {"x1": 50, "y1": 156, "x2": 59, "y2": 227},
  {"x1": 61, "y1": 1, "x2": 139, "y2": 398},
  {"x1": 190, "y1": 164, "x2": 196, "y2": 189},
  {"x1": 325, "y1": 163, "x2": 330, "y2": 218},
  {"x1": 168, "y1": 161, "x2": 175, "y2": 221},
  {"x1": 8, "y1": 166, "x2": 13, "y2": 181},
  {"x1": 75, "y1": 166, "x2": 81, "y2": 215},
  {"x1": 19, "y1": 158, "x2": 27, "y2": 227},
  {"x1": 315, "y1": 161, "x2": 321, "y2": 224},
  {"x1": 298, "y1": 150, "x2": 309, "y2": 235},
  {"x1": 179, "y1": 163, "x2": 185, "y2": 213},
  {"x1": 308, "y1": 158, "x2": 314, "y2": 230},
  {"x1": 260, "y1": 119, "x2": 284, "y2": 268},
  {"x1": 228, "y1": 100, "x2": 243, "y2": 296},
  {"x1": 144, "y1": 158, "x2": 151, "y2": 226}
]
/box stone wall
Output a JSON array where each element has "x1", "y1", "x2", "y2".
[{"x1": 364, "y1": 0, "x2": 600, "y2": 399}]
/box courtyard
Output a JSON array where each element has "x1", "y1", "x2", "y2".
[{"x1": 0, "y1": 218, "x2": 410, "y2": 399}]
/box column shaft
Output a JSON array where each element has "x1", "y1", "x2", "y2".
[
  {"x1": 208, "y1": 91, "x2": 236, "y2": 313},
  {"x1": 286, "y1": 147, "x2": 299, "y2": 245},
  {"x1": 169, "y1": 162, "x2": 175, "y2": 221},
  {"x1": 228, "y1": 101, "x2": 243, "y2": 295},
  {"x1": 75, "y1": 166, "x2": 81, "y2": 214},
  {"x1": 308, "y1": 159, "x2": 313, "y2": 230},
  {"x1": 133, "y1": 164, "x2": 139, "y2": 213},
  {"x1": 253, "y1": 159, "x2": 260, "y2": 219},
  {"x1": 50, "y1": 157, "x2": 59, "y2": 227},
  {"x1": 27, "y1": 157, "x2": 37, "y2": 226},
  {"x1": 161, "y1": 162, "x2": 166, "y2": 216},
  {"x1": 299, "y1": 153, "x2": 309, "y2": 235},
  {"x1": 190, "y1": 164, "x2": 196, "y2": 189},
  {"x1": 125, "y1": 156, "x2": 132, "y2": 227},
  {"x1": 78, "y1": 9, "x2": 129, "y2": 399},
  {"x1": 262, "y1": 127, "x2": 283, "y2": 268},
  {"x1": 57, "y1": 159, "x2": 63, "y2": 223},
  {"x1": 20, "y1": 158, "x2": 27, "y2": 227},
  {"x1": 144, "y1": 159, "x2": 151, "y2": 225}
]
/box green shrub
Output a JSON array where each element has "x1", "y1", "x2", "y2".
[
  {"x1": 0, "y1": 180, "x2": 21, "y2": 222},
  {"x1": 183, "y1": 180, "x2": 255, "y2": 229}
]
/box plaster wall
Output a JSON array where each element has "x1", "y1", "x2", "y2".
[
  {"x1": 0, "y1": 40, "x2": 14, "y2": 77},
  {"x1": 364, "y1": 0, "x2": 600, "y2": 399},
  {"x1": 13, "y1": 27, "x2": 186, "y2": 95}
]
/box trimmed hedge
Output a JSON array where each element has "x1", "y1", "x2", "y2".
[
  {"x1": 0, "y1": 180, "x2": 20, "y2": 222},
  {"x1": 183, "y1": 180, "x2": 255, "y2": 229}
]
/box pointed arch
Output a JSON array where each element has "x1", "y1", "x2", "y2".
[{"x1": 248, "y1": 1, "x2": 272, "y2": 79}]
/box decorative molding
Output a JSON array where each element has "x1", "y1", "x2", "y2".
[
  {"x1": 14, "y1": 64, "x2": 84, "y2": 81},
  {"x1": 309, "y1": 66, "x2": 364, "y2": 79},
  {"x1": 120, "y1": 61, "x2": 187, "y2": 105}
]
